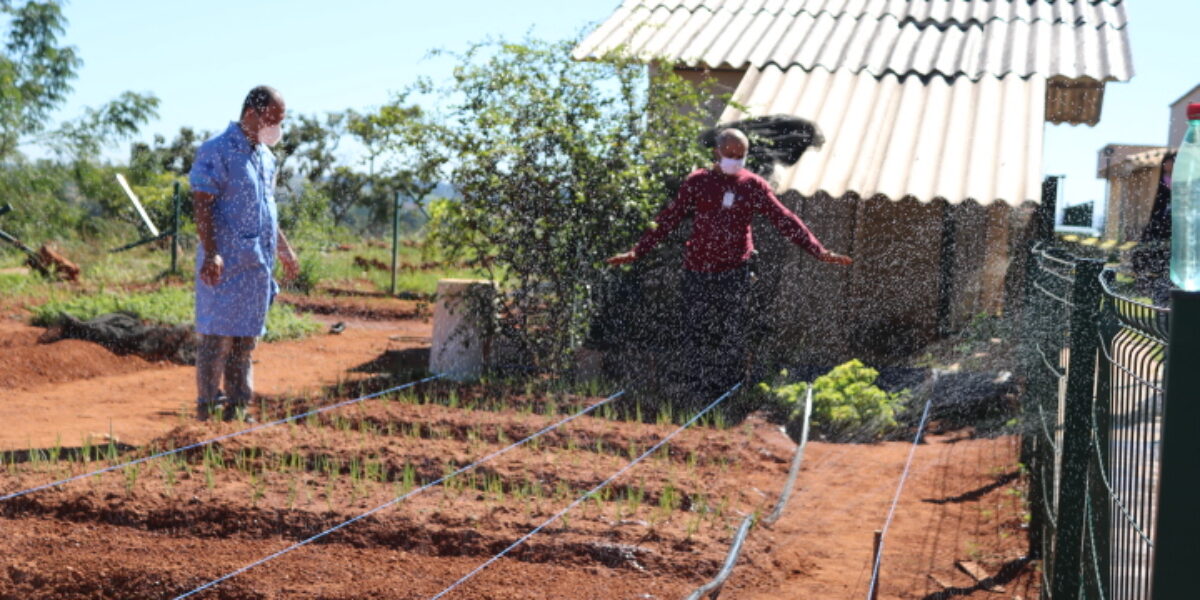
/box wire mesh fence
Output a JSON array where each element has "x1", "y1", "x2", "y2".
[{"x1": 1019, "y1": 242, "x2": 1170, "y2": 600}]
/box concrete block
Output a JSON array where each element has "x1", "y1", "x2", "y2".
[{"x1": 430, "y1": 279, "x2": 496, "y2": 381}]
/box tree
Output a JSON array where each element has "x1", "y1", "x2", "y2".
[
  {"x1": 129, "y1": 126, "x2": 204, "y2": 178},
  {"x1": 0, "y1": 0, "x2": 80, "y2": 160},
  {"x1": 50, "y1": 90, "x2": 160, "y2": 160},
  {"x1": 277, "y1": 112, "x2": 346, "y2": 186},
  {"x1": 1, "y1": 1, "x2": 159, "y2": 161},
  {"x1": 406, "y1": 38, "x2": 718, "y2": 373},
  {"x1": 277, "y1": 107, "x2": 434, "y2": 234},
  {"x1": 345, "y1": 105, "x2": 437, "y2": 229}
]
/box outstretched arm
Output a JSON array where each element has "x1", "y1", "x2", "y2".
[
  {"x1": 757, "y1": 184, "x2": 852, "y2": 266},
  {"x1": 606, "y1": 182, "x2": 694, "y2": 265}
]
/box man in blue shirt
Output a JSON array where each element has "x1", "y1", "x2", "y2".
[{"x1": 189, "y1": 86, "x2": 300, "y2": 421}]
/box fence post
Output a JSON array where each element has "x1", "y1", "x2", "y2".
[
  {"x1": 1051, "y1": 258, "x2": 1104, "y2": 598},
  {"x1": 1038, "y1": 176, "x2": 1060, "y2": 241},
  {"x1": 1018, "y1": 244, "x2": 1049, "y2": 565},
  {"x1": 1150, "y1": 289, "x2": 1200, "y2": 599},
  {"x1": 390, "y1": 191, "x2": 401, "y2": 296},
  {"x1": 1088, "y1": 269, "x2": 1118, "y2": 600}
]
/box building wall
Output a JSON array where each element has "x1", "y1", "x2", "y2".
[
  {"x1": 670, "y1": 67, "x2": 747, "y2": 126},
  {"x1": 1098, "y1": 144, "x2": 1166, "y2": 242},
  {"x1": 843, "y1": 197, "x2": 944, "y2": 362},
  {"x1": 1107, "y1": 166, "x2": 1162, "y2": 243},
  {"x1": 761, "y1": 194, "x2": 1029, "y2": 366},
  {"x1": 946, "y1": 201, "x2": 993, "y2": 326},
  {"x1": 752, "y1": 190, "x2": 858, "y2": 366}
]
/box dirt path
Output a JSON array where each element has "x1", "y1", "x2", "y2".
[
  {"x1": 727, "y1": 432, "x2": 1037, "y2": 600},
  {"x1": 0, "y1": 315, "x2": 431, "y2": 451}
]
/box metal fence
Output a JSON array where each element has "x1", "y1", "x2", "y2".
[{"x1": 1020, "y1": 242, "x2": 1171, "y2": 599}]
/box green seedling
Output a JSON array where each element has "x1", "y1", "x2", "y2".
[
  {"x1": 247, "y1": 471, "x2": 266, "y2": 507},
  {"x1": 659, "y1": 483, "x2": 681, "y2": 520},
  {"x1": 123, "y1": 464, "x2": 140, "y2": 496},
  {"x1": 49, "y1": 435, "x2": 63, "y2": 465},
  {"x1": 487, "y1": 473, "x2": 505, "y2": 502},
  {"x1": 286, "y1": 476, "x2": 299, "y2": 510},
  {"x1": 657, "y1": 402, "x2": 674, "y2": 426},
  {"x1": 400, "y1": 462, "x2": 417, "y2": 495},
  {"x1": 625, "y1": 484, "x2": 644, "y2": 514}
]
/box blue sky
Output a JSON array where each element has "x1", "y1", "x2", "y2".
[{"x1": 41, "y1": 1, "x2": 1200, "y2": 209}]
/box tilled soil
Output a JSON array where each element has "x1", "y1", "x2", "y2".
[
  {"x1": 1, "y1": 295, "x2": 1037, "y2": 599},
  {"x1": 0, "y1": 391, "x2": 1037, "y2": 599}
]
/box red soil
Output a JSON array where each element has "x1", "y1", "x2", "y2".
[
  {"x1": 0, "y1": 320, "x2": 169, "y2": 392},
  {"x1": 0, "y1": 296, "x2": 1037, "y2": 599},
  {"x1": 0, "y1": 312, "x2": 430, "y2": 451}
]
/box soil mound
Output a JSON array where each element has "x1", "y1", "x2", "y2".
[{"x1": 0, "y1": 320, "x2": 165, "y2": 390}]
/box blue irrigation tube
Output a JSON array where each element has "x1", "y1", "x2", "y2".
[
  {"x1": 172, "y1": 389, "x2": 626, "y2": 600},
  {"x1": 764, "y1": 386, "x2": 813, "y2": 525},
  {"x1": 684, "y1": 386, "x2": 812, "y2": 600},
  {"x1": 0, "y1": 374, "x2": 444, "y2": 503},
  {"x1": 684, "y1": 515, "x2": 755, "y2": 600},
  {"x1": 428, "y1": 383, "x2": 742, "y2": 600}
]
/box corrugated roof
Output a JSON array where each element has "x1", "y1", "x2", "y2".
[
  {"x1": 575, "y1": 0, "x2": 1133, "y2": 82},
  {"x1": 721, "y1": 65, "x2": 1046, "y2": 205},
  {"x1": 575, "y1": 0, "x2": 1135, "y2": 205}
]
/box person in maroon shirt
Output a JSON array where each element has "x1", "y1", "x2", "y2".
[{"x1": 607, "y1": 128, "x2": 851, "y2": 401}]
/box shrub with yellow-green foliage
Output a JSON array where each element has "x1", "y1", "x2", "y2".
[{"x1": 758, "y1": 360, "x2": 910, "y2": 443}]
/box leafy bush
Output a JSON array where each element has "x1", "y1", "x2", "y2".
[
  {"x1": 31, "y1": 287, "x2": 320, "y2": 342},
  {"x1": 411, "y1": 37, "x2": 718, "y2": 372},
  {"x1": 288, "y1": 253, "x2": 326, "y2": 296},
  {"x1": 758, "y1": 360, "x2": 910, "y2": 443}
]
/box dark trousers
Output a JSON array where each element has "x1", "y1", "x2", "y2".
[
  {"x1": 196, "y1": 334, "x2": 257, "y2": 407},
  {"x1": 677, "y1": 266, "x2": 751, "y2": 404}
]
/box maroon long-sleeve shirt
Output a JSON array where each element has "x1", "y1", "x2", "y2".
[{"x1": 633, "y1": 167, "x2": 827, "y2": 273}]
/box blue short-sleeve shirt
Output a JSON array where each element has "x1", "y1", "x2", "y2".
[{"x1": 188, "y1": 122, "x2": 280, "y2": 337}]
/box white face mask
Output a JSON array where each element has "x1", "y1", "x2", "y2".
[
  {"x1": 259, "y1": 124, "x2": 282, "y2": 147},
  {"x1": 719, "y1": 156, "x2": 745, "y2": 175}
]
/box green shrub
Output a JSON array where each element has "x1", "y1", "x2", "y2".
[
  {"x1": 758, "y1": 360, "x2": 910, "y2": 443},
  {"x1": 288, "y1": 253, "x2": 326, "y2": 296},
  {"x1": 31, "y1": 287, "x2": 320, "y2": 342}
]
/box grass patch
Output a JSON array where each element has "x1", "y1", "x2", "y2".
[
  {"x1": 305, "y1": 239, "x2": 483, "y2": 296},
  {"x1": 30, "y1": 286, "x2": 320, "y2": 342}
]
